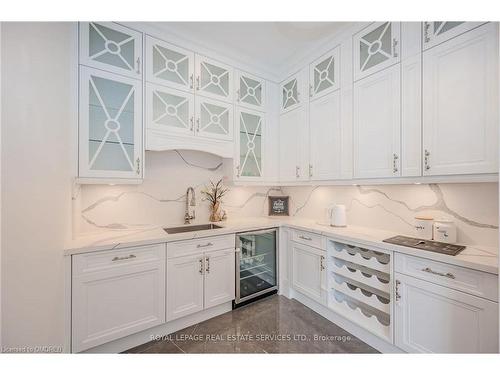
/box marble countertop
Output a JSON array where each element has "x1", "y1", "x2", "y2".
[{"x1": 65, "y1": 217, "x2": 499, "y2": 274}]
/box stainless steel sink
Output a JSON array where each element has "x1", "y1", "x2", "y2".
[{"x1": 163, "y1": 223, "x2": 223, "y2": 234}]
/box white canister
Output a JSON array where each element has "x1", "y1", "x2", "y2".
[
  {"x1": 332, "y1": 204, "x2": 347, "y2": 227},
  {"x1": 433, "y1": 219, "x2": 457, "y2": 244},
  {"x1": 414, "y1": 216, "x2": 434, "y2": 240}
]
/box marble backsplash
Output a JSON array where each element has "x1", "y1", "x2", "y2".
[{"x1": 74, "y1": 150, "x2": 498, "y2": 248}]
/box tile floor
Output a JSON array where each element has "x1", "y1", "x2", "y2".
[{"x1": 125, "y1": 295, "x2": 378, "y2": 354}]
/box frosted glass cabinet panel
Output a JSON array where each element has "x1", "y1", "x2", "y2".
[
  {"x1": 146, "y1": 83, "x2": 194, "y2": 136},
  {"x1": 195, "y1": 97, "x2": 233, "y2": 141},
  {"x1": 353, "y1": 22, "x2": 400, "y2": 81},
  {"x1": 79, "y1": 66, "x2": 143, "y2": 179},
  {"x1": 236, "y1": 109, "x2": 264, "y2": 179},
  {"x1": 80, "y1": 22, "x2": 143, "y2": 79},
  {"x1": 309, "y1": 47, "x2": 340, "y2": 100},
  {"x1": 196, "y1": 55, "x2": 233, "y2": 103},
  {"x1": 280, "y1": 73, "x2": 302, "y2": 113},
  {"x1": 145, "y1": 35, "x2": 195, "y2": 92},
  {"x1": 236, "y1": 71, "x2": 265, "y2": 110},
  {"x1": 423, "y1": 22, "x2": 486, "y2": 50}
]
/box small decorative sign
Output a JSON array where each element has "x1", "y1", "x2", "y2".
[{"x1": 268, "y1": 196, "x2": 289, "y2": 216}]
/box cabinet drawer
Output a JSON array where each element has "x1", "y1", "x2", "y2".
[
  {"x1": 73, "y1": 244, "x2": 166, "y2": 276},
  {"x1": 395, "y1": 253, "x2": 498, "y2": 301},
  {"x1": 291, "y1": 230, "x2": 325, "y2": 250},
  {"x1": 167, "y1": 234, "x2": 235, "y2": 259}
]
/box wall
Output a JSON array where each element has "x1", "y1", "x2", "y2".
[
  {"x1": 1, "y1": 23, "x2": 74, "y2": 351},
  {"x1": 281, "y1": 183, "x2": 499, "y2": 247}
]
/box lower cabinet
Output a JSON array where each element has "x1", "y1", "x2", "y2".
[
  {"x1": 291, "y1": 241, "x2": 327, "y2": 305},
  {"x1": 167, "y1": 247, "x2": 235, "y2": 322},
  {"x1": 394, "y1": 273, "x2": 499, "y2": 353},
  {"x1": 72, "y1": 244, "x2": 166, "y2": 352}
]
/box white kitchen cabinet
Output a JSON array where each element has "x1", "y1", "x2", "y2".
[
  {"x1": 236, "y1": 70, "x2": 266, "y2": 110},
  {"x1": 291, "y1": 242, "x2": 327, "y2": 305},
  {"x1": 166, "y1": 254, "x2": 205, "y2": 321},
  {"x1": 279, "y1": 107, "x2": 309, "y2": 182},
  {"x1": 79, "y1": 66, "x2": 143, "y2": 179},
  {"x1": 280, "y1": 72, "x2": 303, "y2": 113},
  {"x1": 395, "y1": 273, "x2": 498, "y2": 353},
  {"x1": 80, "y1": 22, "x2": 143, "y2": 80},
  {"x1": 353, "y1": 64, "x2": 401, "y2": 178},
  {"x1": 423, "y1": 22, "x2": 486, "y2": 50},
  {"x1": 353, "y1": 22, "x2": 400, "y2": 81},
  {"x1": 72, "y1": 244, "x2": 165, "y2": 352},
  {"x1": 235, "y1": 108, "x2": 265, "y2": 180},
  {"x1": 145, "y1": 35, "x2": 195, "y2": 92},
  {"x1": 204, "y1": 249, "x2": 236, "y2": 309},
  {"x1": 309, "y1": 46, "x2": 340, "y2": 100},
  {"x1": 195, "y1": 54, "x2": 233, "y2": 103},
  {"x1": 423, "y1": 23, "x2": 498, "y2": 176},
  {"x1": 309, "y1": 90, "x2": 342, "y2": 180},
  {"x1": 196, "y1": 96, "x2": 233, "y2": 141}
]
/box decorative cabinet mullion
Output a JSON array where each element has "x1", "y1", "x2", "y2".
[
  {"x1": 422, "y1": 21, "x2": 486, "y2": 50},
  {"x1": 195, "y1": 97, "x2": 233, "y2": 141},
  {"x1": 235, "y1": 70, "x2": 266, "y2": 110},
  {"x1": 195, "y1": 54, "x2": 233, "y2": 103},
  {"x1": 309, "y1": 46, "x2": 340, "y2": 100},
  {"x1": 236, "y1": 108, "x2": 264, "y2": 180},
  {"x1": 280, "y1": 73, "x2": 302, "y2": 113}
]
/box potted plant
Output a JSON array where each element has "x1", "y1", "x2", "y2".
[{"x1": 201, "y1": 179, "x2": 229, "y2": 222}]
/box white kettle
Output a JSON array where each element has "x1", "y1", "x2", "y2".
[{"x1": 327, "y1": 204, "x2": 347, "y2": 227}]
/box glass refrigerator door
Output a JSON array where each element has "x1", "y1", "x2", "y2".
[{"x1": 237, "y1": 230, "x2": 277, "y2": 301}]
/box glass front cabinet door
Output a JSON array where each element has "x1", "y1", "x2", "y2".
[
  {"x1": 79, "y1": 22, "x2": 143, "y2": 79},
  {"x1": 422, "y1": 22, "x2": 485, "y2": 50},
  {"x1": 236, "y1": 108, "x2": 264, "y2": 180},
  {"x1": 79, "y1": 66, "x2": 143, "y2": 179},
  {"x1": 195, "y1": 54, "x2": 233, "y2": 103},
  {"x1": 353, "y1": 22, "x2": 400, "y2": 81},
  {"x1": 236, "y1": 71, "x2": 266, "y2": 110},
  {"x1": 145, "y1": 35, "x2": 195, "y2": 92},
  {"x1": 309, "y1": 46, "x2": 340, "y2": 100},
  {"x1": 280, "y1": 73, "x2": 302, "y2": 113},
  {"x1": 195, "y1": 97, "x2": 233, "y2": 141}
]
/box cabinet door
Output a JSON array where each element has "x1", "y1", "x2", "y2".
[
  {"x1": 423, "y1": 23, "x2": 498, "y2": 176},
  {"x1": 309, "y1": 90, "x2": 342, "y2": 180},
  {"x1": 395, "y1": 273, "x2": 498, "y2": 353},
  {"x1": 309, "y1": 47, "x2": 340, "y2": 100},
  {"x1": 280, "y1": 73, "x2": 302, "y2": 113},
  {"x1": 423, "y1": 22, "x2": 486, "y2": 50},
  {"x1": 79, "y1": 22, "x2": 142, "y2": 79},
  {"x1": 353, "y1": 22, "x2": 400, "y2": 81},
  {"x1": 72, "y1": 260, "x2": 165, "y2": 352},
  {"x1": 204, "y1": 249, "x2": 236, "y2": 309},
  {"x1": 195, "y1": 97, "x2": 233, "y2": 141},
  {"x1": 354, "y1": 64, "x2": 401, "y2": 178},
  {"x1": 236, "y1": 71, "x2": 266, "y2": 110},
  {"x1": 79, "y1": 66, "x2": 143, "y2": 179},
  {"x1": 291, "y1": 243, "x2": 326, "y2": 305},
  {"x1": 145, "y1": 35, "x2": 194, "y2": 92},
  {"x1": 236, "y1": 108, "x2": 264, "y2": 180},
  {"x1": 166, "y1": 255, "x2": 204, "y2": 322},
  {"x1": 146, "y1": 83, "x2": 194, "y2": 136},
  {"x1": 279, "y1": 107, "x2": 309, "y2": 182},
  {"x1": 195, "y1": 54, "x2": 233, "y2": 102}
]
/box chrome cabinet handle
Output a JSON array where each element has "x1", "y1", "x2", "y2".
[
  {"x1": 296, "y1": 166, "x2": 300, "y2": 178},
  {"x1": 309, "y1": 84, "x2": 313, "y2": 98},
  {"x1": 424, "y1": 149, "x2": 431, "y2": 170},
  {"x1": 112, "y1": 254, "x2": 136, "y2": 262},
  {"x1": 320, "y1": 255, "x2": 325, "y2": 271},
  {"x1": 196, "y1": 118, "x2": 200, "y2": 132},
  {"x1": 422, "y1": 267, "x2": 456, "y2": 279},
  {"x1": 196, "y1": 76, "x2": 200, "y2": 90},
  {"x1": 236, "y1": 165, "x2": 241, "y2": 178},
  {"x1": 309, "y1": 164, "x2": 313, "y2": 178},
  {"x1": 190, "y1": 74, "x2": 194, "y2": 89},
  {"x1": 199, "y1": 258, "x2": 204, "y2": 274},
  {"x1": 205, "y1": 256, "x2": 210, "y2": 273},
  {"x1": 395, "y1": 279, "x2": 401, "y2": 301},
  {"x1": 424, "y1": 22, "x2": 431, "y2": 43},
  {"x1": 136, "y1": 157, "x2": 141, "y2": 175},
  {"x1": 136, "y1": 57, "x2": 141, "y2": 74},
  {"x1": 197, "y1": 242, "x2": 213, "y2": 248},
  {"x1": 392, "y1": 38, "x2": 399, "y2": 58},
  {"x1": 298, "y1": 235, "x2": 312, "y2": 241},
  {"x1": 393, "y1": 153, "x2": 399, "y2": 173},
  {"x1": 190, "y1": 116, "x2": 194, "y2": 131}
]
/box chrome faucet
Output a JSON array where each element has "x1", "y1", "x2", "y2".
[{"x1": 184, "y1": 187, "x2": 196, "y2": 224}]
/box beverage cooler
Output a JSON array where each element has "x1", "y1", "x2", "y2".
[{"x1": 234, "y1": 228, "x2": 278, "y2": 306}]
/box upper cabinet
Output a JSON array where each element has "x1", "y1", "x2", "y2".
[
  {"x1": 280, "y1": 73, "x2": 302, "y2": 113},
  {"x1": 195, "y1": 55, "x2": 233, "y2": 103},
  {"x1": 423, "y1": 22, "x2": 486, "y2": 50},
  {"x1": 145, "y1": 35, "x2": 194, "y2": 92},
  {"x1": 353, "y1": 22, "x2": 400, "y2": 81},
  {"x1": 195, "y1": 97, "x2": 233, "y2": 141},
  {"x1": 235, "y1": 108, "x2": 264, "y2": 180},
  {"x1": 236, "y1": 71, "x2": 266, "y2": 110},
  {"x1": 79, "y1": 22, "x2": 143, "y2": 80},
  {"x1": 423, "y1": 23, "x2": 498, "y2": 176},
  {"x1": 79, "y1": 66, "x2": 143, "y2": 179},
  {"x1": 309, "y1": 47, "x2": 340, "y2": 100},
  {"x1": 279, "y1": 107, "x2": 309, "y2": 182}
]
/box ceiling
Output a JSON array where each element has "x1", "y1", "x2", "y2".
[{"x1": 151, "y1": 22, "x2": 351, "y2": 76}]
